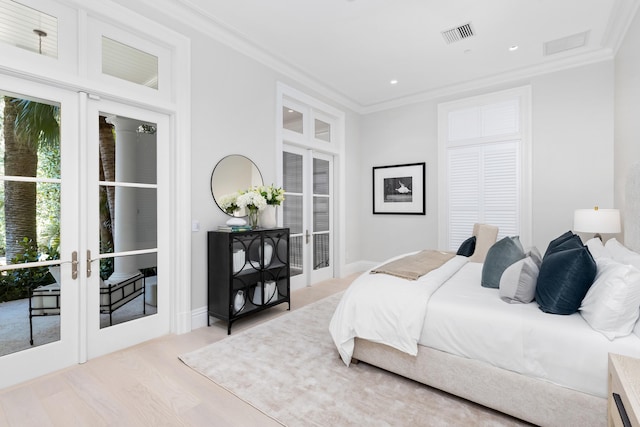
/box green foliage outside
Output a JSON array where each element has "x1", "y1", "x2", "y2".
[
  {"x1": 0, "y1": 238, "x2": 56, "y2": 302},
  {"x1": 0, "y1": 97, "x2": 61, "y2": 300}
]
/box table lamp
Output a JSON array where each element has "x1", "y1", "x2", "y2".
[{"x1": 573, "y1": 206, "x2": 621, "y2": 240}]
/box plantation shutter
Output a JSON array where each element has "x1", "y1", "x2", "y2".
[{"x1": 445, "y1": 98, "x2": 522, "y2": 251}]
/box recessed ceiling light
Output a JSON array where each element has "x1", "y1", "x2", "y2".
[
  {"x1": 390, "y1": 79, "x2": 398, "y2": 85},
  {"x1": 509, "y1": 45, "x2": 519, "y2": 51}
]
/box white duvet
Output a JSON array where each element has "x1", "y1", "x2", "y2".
[
  {"x1": 330, "y1": 257, "x2": 640, "y2": 397},
  {"x1": 329, "y1": 253, "x2": 468, "y2": 365}
]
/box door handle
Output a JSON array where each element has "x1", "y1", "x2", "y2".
[
  {"x1": 87, "y1": 250, "x2": 92, "y2": 278},
  {"x1": 71, "y1": 251, "x2": 78, "y2": 279},
  {"x1": 305, "y1": 229, "x2": 310, "y2": 244}
]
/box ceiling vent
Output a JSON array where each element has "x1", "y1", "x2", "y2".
[
  {"x1": 441, "y1": 22, "x2": 475, "y2": 44},
  {"x1": 544, "y1": 31, "x2": 590, "y2": 56}
]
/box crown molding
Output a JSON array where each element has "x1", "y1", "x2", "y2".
[
  {"x1": 152, "y1": 0, "x2": 363, "y2": 113},
  {"x1": 359, "y1": 49, "x2": 615, "y2": 114},
  {"x1": 602, "y1": 0, "x2": 640, "y2": 54},
  {"x1": 117, "y1": 0, "x2": 631, "y2": 116}
]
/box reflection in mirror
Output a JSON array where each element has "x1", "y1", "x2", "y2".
[
  {"x1": 283, "y1": 107, "x2": 303, "y2": 134},
  {"x1": 211, "y1": 155, "x2": 263, "y2": 216}
]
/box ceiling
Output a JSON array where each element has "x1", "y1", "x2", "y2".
[{"x1": 175, "y1": 0, "x2": 638, "y2": 112}]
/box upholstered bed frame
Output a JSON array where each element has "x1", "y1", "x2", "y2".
[
  {"x1": 352, "y1": 338, "x2": 604, "y2": 426},
  {"x1": 346, "y1": 166, "x2": 640, "y2": 426}
]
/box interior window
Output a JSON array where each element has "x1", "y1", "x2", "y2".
[
  {"x1": 102, "y1": 37, "x2": 158, "y2": 89},
  {"x1": 0, "y1": 0, "x2": 58, "y2": 58}
]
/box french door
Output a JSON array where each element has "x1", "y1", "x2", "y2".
[
  {"x1": 84, "y1": 97, "x2": 169, "y2": 360},
  {"x1": 0, "y1": 78, "x2": 169, "y2": 387},
  {"x1": 283, "y1": 146, "x2": 333, "y2": 289}
]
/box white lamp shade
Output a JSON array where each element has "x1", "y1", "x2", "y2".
[{"x1": 573, "y1": 208, "x2": 621, "y2": 234}]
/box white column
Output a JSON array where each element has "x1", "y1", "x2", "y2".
[{"x1": 106, "y1": 116, "x2": 139, "y2": 281}]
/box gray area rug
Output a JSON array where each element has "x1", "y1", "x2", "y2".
[{"x1": 179, "y1": 293, "x2": 527, "y2": 426}]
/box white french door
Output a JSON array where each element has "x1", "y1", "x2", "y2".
[
  {"x1": 283, "y1": 146, "x2": 333, "y2": 289},
  {"x1": 84, "y1": 97, "x2": 170, "y2": 359},
  {"x1": 0, "y1": 76, "x2": 81, "y2": 387},
  {"x1": 0, "y1": 80, "x2": 170, "y2": 388}
]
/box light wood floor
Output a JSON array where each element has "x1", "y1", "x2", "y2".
[{"x1": 0, "y1": 276, "x2": 353, "y2": 427}]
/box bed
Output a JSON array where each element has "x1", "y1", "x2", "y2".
[{"x1": 329, "y1": 228, "x2": 640, "y2": 427}]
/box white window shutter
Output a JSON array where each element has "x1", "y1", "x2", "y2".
[
  {"x1": 447, "y1": 141, "x2": 520, "y2": 251},
  {"x1": 482, "y1": 141, "x2": 520, "y2": 241},
  {"x1": 447, "y1": 146, "x2": 480, "y2": 250}
]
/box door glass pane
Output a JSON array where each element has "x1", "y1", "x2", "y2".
[
  {"x1": 283, "y1": 107, "x2": 303, "y2": 134},
  {"x1": 313, "y1": 197, "x2": 329, "y2": 232},
  {"x1": 0, "y1": 0, "x2": 58, "y2": 58},
  {"x1": 314, "y1": 119, "x2": 331, "y2": 142},
  {"x1": 283, "y1": 195, "x2": 302, "y2": 235},
  {"x1": 98, "y1": 113, "x2": 157, "y2": 327},
  {"x1": 99, "y1": 253, "x2": 157, "y2": 329},
  {"x1": 102, "y1": 37, "x2": 158, "y2": 89},
  {"x1": 0, "y1": 94, "x2": 61, "y2": 355},
  {"x1": 313, "y1": 158, "x2": 329, "y2": 194},
  {"x1": 283, "y1": 151, "x2": 302, "y2": 193},
  {"x1": 313, "y1": 234, "x2": 329, "y2": 270},
  {"x1": 289, "y1": 235, "x2": 302, "y2": 277}
]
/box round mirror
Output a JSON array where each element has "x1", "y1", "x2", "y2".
[{"x1": 211, "y1": 155, "x2": 263, "y2": 216}]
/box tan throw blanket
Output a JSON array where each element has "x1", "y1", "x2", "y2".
[{"x1": 370, "y1": 250, "x2": 456, "y2": 280}]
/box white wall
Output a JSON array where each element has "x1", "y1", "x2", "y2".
[
  {"x1": 531, "y1": 61, "x2": 614, "y2": 250},
  {"x1": 109, "y1": 2, "x2": 363, "y2": 311},
  {"x1": 113, "y1": 0, "x2": 620, "y2": 313},
  {"x1": 358, "y1": 61, "x2": 615, "y2": 262},
  {"x1": 360, "y1": 103, "x2": 439, "y2": 262},
  {"x1": 615, "y1": 8, "x2": 640, "y2": 248}
]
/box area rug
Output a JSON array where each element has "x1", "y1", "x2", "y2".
[{"x1": 179, "y1": 293, "x2": 527, "y2": 427}]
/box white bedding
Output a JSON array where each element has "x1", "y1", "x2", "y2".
[
  {"x1": 329, "y1": 253, "x2": 468, "y2": 365},
  {"x1": 422, "y1": 262, "x2": 640, "y2": 398}
]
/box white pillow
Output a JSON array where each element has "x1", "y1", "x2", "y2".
[
  {"x1": 605, "y1": 238, "x2": 640, "y2": 270},
  {"x1": 579, "y1": 257, "x2": 640, "y2": 340},
  {"x1": 499, "y1": 256, "x2": 539, "y2": 304},
  {"x1": 585, "y1": 237, "x2": 611, "y2": 260}
]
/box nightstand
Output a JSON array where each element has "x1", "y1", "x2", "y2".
[{"x1": 609, "y1": 353, "x2": 640, "y2": 427}]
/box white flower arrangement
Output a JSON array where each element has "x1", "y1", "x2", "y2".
[
  {"x1": 236, "y1": 190, "x2": 267, "y2": 212},
  {"x1": 257, "y1": 184, "x2": 285, "y2": 206},
  {"x1": 219, "y1": 192, "x2": 240, "y2": 214}
]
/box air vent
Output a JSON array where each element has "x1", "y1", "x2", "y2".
[
  {"x1": 441, "y1": 22, "x2": 475, "y2": 44},
  {"x1": 544, "y1": 31, "x2": 590, "y2": 56}
]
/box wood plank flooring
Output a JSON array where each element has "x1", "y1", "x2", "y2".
[{"x1": 0, "y1": 276, "x2": 353, "y2": 427}]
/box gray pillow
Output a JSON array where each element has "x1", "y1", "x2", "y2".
[
  {"x1": 527, "y1": 246, "x2": 542, "y2": 269},
  {"x1": 499, "y1": 256, "x2": 539, "y2": 303},
  {"x1": 481, "y1": 236, "x2": 526, "y2": 288}
]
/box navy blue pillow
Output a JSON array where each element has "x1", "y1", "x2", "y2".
[
  {"x1": 481, "y1": 236, "x2": 526, "y2": 288},
  {"x1": 543, "y1": 231, "x2": 576, "y2": 258},
  {"x1": 544, "y1": 234, "x2": 583, "y2": 258},
  {"x1": 457, "y1": 236, "x2": 476, "y2": 257},
  {"x1": 535, "y1": 246, "x2": 597, "y2": 315}
]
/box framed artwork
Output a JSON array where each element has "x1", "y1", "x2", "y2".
[{"x1": 372, "y1": 162, "x2": 425, "y2": 215}]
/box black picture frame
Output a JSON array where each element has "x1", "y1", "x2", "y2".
[{"x1": 372, "y1": 162, "x2": 425, "y2": 215}]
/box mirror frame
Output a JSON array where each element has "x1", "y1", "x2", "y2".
[{"x1": 210, "y1": 154, "x2": 263, "y2": 216}]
